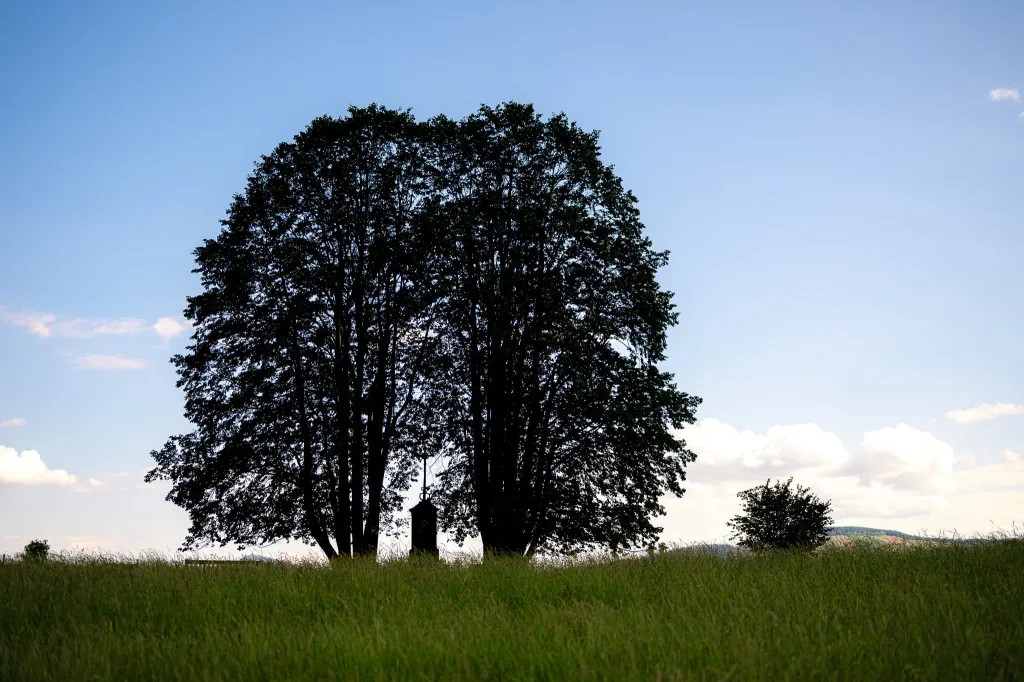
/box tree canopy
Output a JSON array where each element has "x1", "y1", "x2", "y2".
[
  {"x1": 148, "y1": 102, "x2": 701, "y2": 559},
  {"x1": 22, "y1": 539, "x2": 50, "y2": 562},
  {"x1": 726, "y1": 477, "x2": 834, "y2": 551},
  {"x1": 422, "y1": 103, "x2": 701, "y2": 556},
  {"x1": 147, "y1": 105, "x2": 439, "y2": 557}
]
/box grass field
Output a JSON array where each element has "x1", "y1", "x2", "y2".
[{"x1": 2, "y1": 539, "x2": 1022, "y2": 681}]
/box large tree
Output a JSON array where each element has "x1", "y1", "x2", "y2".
[
  {"x1": 146, "y1": 105, "x2": 439, "y2": 558},
  {"x1": 421, "y1": 103, "x2": 702, "y2": 557}
]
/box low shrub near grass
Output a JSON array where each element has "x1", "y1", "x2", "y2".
[{"x1": 1, "y1": 540, "x2": 1021, "y2": 681}]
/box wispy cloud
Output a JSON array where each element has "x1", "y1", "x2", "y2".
[
  {"x1": 135, "y1": 479, "x2": 172, "y2": 490},
  {"x1": 93, "y1": 318, "x2": 148, "y2": 335},
  {"x1": 0, "y1": 308, "x2": 58, "y2": 337},
  {"x1": 953, "y1": 453, "x2": 977, "y2": 469},
  {"x1": 72, "y1": 354, "x2": 149, "y2": 371},
  {"x1": 0, "y1": 305, "x2": 187, "y2": 341},
  {"x1": 945, "y1": 402, "x2": 1024, "y2": 424},
  {"x1": 67, "y1": 535, "x2": 115, "y2": 551},
  {"x1": 0, "y1": 417, "x2": 26, "y2": 428},
  {"x1": 989, "y1": 88, "x2": 1021, "y2": 103}
]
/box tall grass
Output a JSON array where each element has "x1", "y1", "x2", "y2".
[{"x1": 1, "y1": 539, "x2": 1021, "y2": 681}]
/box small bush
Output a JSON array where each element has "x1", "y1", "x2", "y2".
[
  {"x1": 23, "y1": 539, "x2": 51, "y2": 562},
  {"x1": 727, "y1": 477, "x2": 833, "y2": 551}
]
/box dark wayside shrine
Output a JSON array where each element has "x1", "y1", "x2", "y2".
[{"x1": 410, "y1": 457, "x2": 439, "y2": 559}]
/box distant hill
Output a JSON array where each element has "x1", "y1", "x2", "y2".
[
  {"x1": 663, "y1": 527, "x2": 995, "y2": 557},
  {"x1": 827, "y1": 526, "x2": 964, "y2": 543},
  {"x1": 680, "y1": 544, "x2": 741, "y2": 557}
]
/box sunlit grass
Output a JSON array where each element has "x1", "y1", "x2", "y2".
[{"x1": 1, "y1": 533, "x2": 1022, "y2": 681}]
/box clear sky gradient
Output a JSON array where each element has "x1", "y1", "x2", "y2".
[{"x1": 1, "y1": 1, "x2": 1021, "y2": 558}]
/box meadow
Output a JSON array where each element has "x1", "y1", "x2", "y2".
[{"x1": 1, "y1": 539, "x2": 1022, "y2": 681}]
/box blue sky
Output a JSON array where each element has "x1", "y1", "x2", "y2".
[{"x1": 1, "y1": 1, "x2": 1021, "y2": 558}]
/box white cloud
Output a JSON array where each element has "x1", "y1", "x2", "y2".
[
  {"x1": 72, "y1": 354, "x2": 149, "y2": 370},
  {"x1": 1019, "y1": 111, "x2": 1024, "y2": 121},
  {"x1": 989, "y1": 88, "x2": 1021, "y2": 103},
  {"x1": 0, "y1": 417, "x2": 26, "y2": 428},
  {"x1": 0, "y1": 448, "x2": 121, "y2": 496},
  {"x1": 661, "y1": 418, "x2": 1023, "y2": 544},
  {"x1": 0, "y1": 446, "x2": 78, "y2": 486},
  {"x1": 1006, "y1": 449, "x2": 1022, "y2": 463},
  {"x1": 152, "y1": 317, "x2": 188, "y2": 341},
  {"x1": 945, "y1": 402, "x2": 1024, "y2": 424},
  {"x1": 855, "y1": 424, "x2": 956, "y2": 494},
  {"x1": 679, "y1": 418, "x2": 849, "y2": 477},
  {"x1": 677, "y1": 419, "x2": 954, "y2": 514}
]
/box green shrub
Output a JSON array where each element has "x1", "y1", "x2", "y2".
[
  {"x1": 23, "y1": 539, "x2": 50, "y2": 562},
  {"x1": 727, "y1": 477, "x2": 833, "y2": 550}
]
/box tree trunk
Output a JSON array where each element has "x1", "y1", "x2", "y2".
[
  {"x1": 290, "y1": 328, "x2": 337, "y2": 559},
  {"x1": 332, "y1": 305, "x2": 352, "y2": 557}
]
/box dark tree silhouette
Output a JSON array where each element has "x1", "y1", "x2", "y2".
[
  {"x1": 727, "y1": 477, "x2": 834, "y2": 551},
  {"x1": 148, "y1": 101, "x2": 700, "y2": 561},
  {"x1": 146, "y1": 105, "x2": 440, "y2": 558},
  {"x1": 420, "y1": 103, "x2": 701, "y2": 557},
  {"x1": 23, "y1": 539, "x2": 50, "y2": 561}
]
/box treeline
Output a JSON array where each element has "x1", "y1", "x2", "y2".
[{"x1": 147, "y1": 102, "x2": 701, "y2": 560}]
